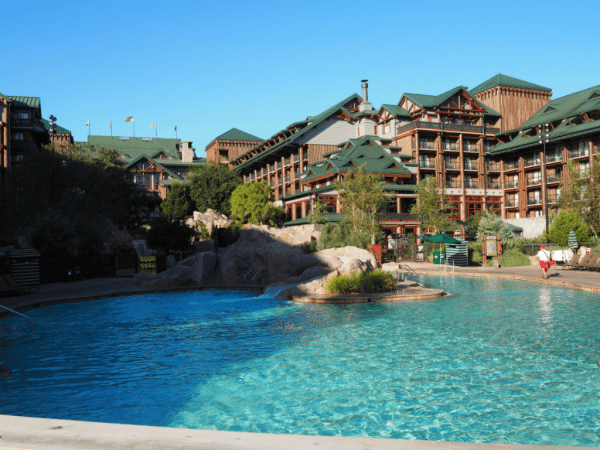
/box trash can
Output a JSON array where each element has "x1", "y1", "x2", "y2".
[{"x1": 433, "y1": 251, "x2": 446, "y2": 265}]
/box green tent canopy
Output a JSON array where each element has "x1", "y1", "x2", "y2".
[{"x1": 424, "y1": 234, "x2": 461, "y2": 244}]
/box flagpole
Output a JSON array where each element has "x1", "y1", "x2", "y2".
[
  {"x1": 156, "y1": 125, "x2": 157, "y2": 138},
  {"x1": 133, "y1": 120, "x2": 135, "y2": 137},
  {"x1": 110, "y1": 121, "x2": 112, "y2": 136}
]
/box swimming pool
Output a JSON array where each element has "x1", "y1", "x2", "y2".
[{"x1": 1, "y1": 276, "x2": 600, "y2": 446}]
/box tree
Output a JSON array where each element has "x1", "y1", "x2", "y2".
[
  {"x1": 160, "y1": 182, "x2": 193, "y2": 223},
  {"x1": 410, "y1": 176, "x2": 452, "y2": 234},
  {"x1": 229, "y1": 181, "x2": 274, "y2": 225},
  {"x1": 187, "y1": 162, "x2": 242, "y2": 216},
  {"x1": 146, "y1": 218, "x2": 195, "y2": 255},
  {"x1": 476, "y1": 210, "x2": 513, "y2": 240},
  {"x1": 306, "y1": 202, "x2": 326, "y2": 224},
  {"x1": 548, "y1": 209, "x2": 589, "y2": 246},
  {"x1": 558, "y1": 159, "x2": 600, "y2": 238},
  {"x1": 335, "y1": 165, "x2": 387, "y2": 245}
]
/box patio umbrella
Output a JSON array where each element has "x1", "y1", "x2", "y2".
[
  {"x1": 423, "y1": 234, "x2": 461, "y2": 262},
  {"x1": 568, "y1": 229, "x2": 578, "y2": 250}
]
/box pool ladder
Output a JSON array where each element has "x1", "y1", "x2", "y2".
[
  {"x1": 0, "y1": 304, "x2": 34, "y2": 345},
  {"x1": 243, "y1": 268, "x2": 264, "y2": 286},
  {"x1": 398, "y1": 264, "x2": 416, "y2": 281}
]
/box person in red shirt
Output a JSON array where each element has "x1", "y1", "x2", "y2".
[{"x1": 537, "y1": 245, "x2": 555, "y2": 279}]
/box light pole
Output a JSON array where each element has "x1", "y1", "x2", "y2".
[
  {"x1": 49, "y1": 115, "x2": 57, "y2": 152},
  {"x1": 538, "y1": 123, "x2": 550, "y2": 244}
]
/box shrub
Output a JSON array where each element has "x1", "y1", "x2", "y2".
[
  {"x1": 549, "y1": 210, "x2": 589, "y2": 246},
  {"x1": 326, "y1": 269, "x2": 396, "y2": 294},
  {"x1": 301, "y1": 240, "x2": 319, "y2": 253},
  {"x1": 499, "y1": 249, "x2": 531, "y2": 268},
  {"x1": 468, "y1": 241, "x2": 483, "y2": 265}
]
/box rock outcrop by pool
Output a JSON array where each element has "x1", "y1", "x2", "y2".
[{"x1": 132, "y1": 224, "x2": 378, "y2": 291}]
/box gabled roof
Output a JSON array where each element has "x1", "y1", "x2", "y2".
[
  {"x1": 4, "y1": 96, "x2": 41, "y2": 109},
  {"x1": 300, "y1": 137, "x2": 414, "y2": 183},
  {"x1": 379, "y1": 104, "x2": 412, "y2": 119},
  {"x1": 41, "y1": 118, "x2": 72, "y2": 135},
  {"x1": 211, "y1": 128, "x2": 263, "y2": 143},
  {"x1": 470, "y1": 74, "x2": 551, "y2": 96},
  {"x1": 233, "y1": 93, "x2": 364, "y2": 171},
  {"x1": 519, "y1": 84, "x2": 600, "y2": 129},
  {"x1": 400, "y1": 86, "x2": 501, "y2": 117},
  {"x1": 125, "y1": 155, "x2": 184, "y2": 182}
]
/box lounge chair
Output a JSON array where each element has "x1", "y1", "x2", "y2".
[
  {"x1": 582, "y1": 254, "x2": 600, "y2": 270},
  {"x1": 563, "y1": 253, "x2": 580, "y2": 270},
  {"x1": 574, "y1": 253, "x2": 592, "y2": 270}
]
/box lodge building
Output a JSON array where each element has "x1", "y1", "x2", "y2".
[{"x1": 208, "y1": 75, "x2": 600, "y2": 233}]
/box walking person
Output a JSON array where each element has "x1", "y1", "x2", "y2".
[{"x1": 537, "y1": 244, "x2": 555, "y2": 279}]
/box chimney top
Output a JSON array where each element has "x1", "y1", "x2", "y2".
[{"x1": 361, "y1": 80, "x2": 369, "y2": 102}]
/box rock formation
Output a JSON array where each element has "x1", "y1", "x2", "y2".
[
  {"x1": 132, "y1": 223, "x2": 377, "y2": 295},
  {"x1": 185, "y1": 209, "x2": 234, "y2": 234}
]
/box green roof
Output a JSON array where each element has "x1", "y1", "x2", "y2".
[
  {"x1": 300, "y1": 137, "x2": 415, "y2": 183},
  {"x1": 470, "y1": 74, "x2": 551, "y2": 96},
  {"x1": 4, "y1": 96, "x2": 41, "y2": 109},
  {"x1": 210, "y1": 128, "x2": 263, "y2": 144},
  {"x1": 41, "y1": 118, "x2": 71, "y2": 135},
  {"x1": 233, "y1": 93, "x2": 364, "y2": 171},
  {"x1": 379, "y1": 104, "x2": 411, "y2": 118},
  {"x1": 88, "y1": 135, "x2": 181, "y2": 151},
  {"x1": 490, "y1": 85, "x2": 600, "y2": 155},
  {"x1": 402, "y1": 86, "x2": 501, "y2": 117},
  {"x1": 283, "y1": 213, "x2": 344, "y2": 227}
]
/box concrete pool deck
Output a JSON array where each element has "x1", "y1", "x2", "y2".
[{"x1": 1, "y1": 264, "x2": 599, "y2": 450}]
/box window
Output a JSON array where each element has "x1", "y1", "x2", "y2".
[
  {"x1": 13, "y1": 112, "x2": 30, "y2": 119},
  {"x1": 11, "y1": 132, "x2": 24, "y2": 140}
]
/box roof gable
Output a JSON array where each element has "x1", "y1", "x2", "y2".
[
  {"x1": 5, "y1": 96, "x2": 41, "y2": 109},
  {"x1": 213, "y1": 128, "x2": 263, "y2": 143}
]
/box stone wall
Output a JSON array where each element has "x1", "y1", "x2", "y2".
[{"x1": 503, "y1": 216, "x2": 548, "y2": 239}]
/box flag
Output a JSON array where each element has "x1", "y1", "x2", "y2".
[
  {"x1": 110, "y1": 121, "x2": 112, "y2": 128},
  {"x1": 86, "y1": 120, "x2": 89, "y2": 127},
  {"x1": 150, "y1": 124, "x2": 156, "y2": 128},
  {"x1": 174, "y1": 125, "x2": 177, "y2": 132},
  {"x1": 125, "y1": 116, "x2": 134, "y2": 123}
]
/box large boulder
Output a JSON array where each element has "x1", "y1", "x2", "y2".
[
  {"x1": 185, "y1": 209, "x2": 234, "y2": 234},
  {"x1": 213, "y1": 225, "x2": 324, "y2": 286},
  {"x1": 132, "y1": 251, "x2": 218, "y2": 288}
]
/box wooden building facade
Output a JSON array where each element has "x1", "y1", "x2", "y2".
[{"x1": 205, "y1": 128, "x2": 263, "y2": 168}]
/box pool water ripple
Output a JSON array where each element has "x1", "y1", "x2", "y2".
[{"x1": 1, "y1": 280, "x2": 600, "y2": 445}]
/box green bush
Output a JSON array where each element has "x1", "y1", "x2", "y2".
[
  {"x1": 468, "y1": 241, "x2": 483, "y2": 265},
  {"x1": 549, "y1": 210, "x2": 589, "y2": 246},
  {"x1": 326, "y1": 269, "x2": 396, "y2": 294},
  {"x1": 318, "y1": 222, "x2": 376, "y2": 250},
  {"x1": 499, "y1": 249, "x2": 531, "y2": 268},
  {"x1": 301, "y1": 240, "x2": 319, "y2": 253}
]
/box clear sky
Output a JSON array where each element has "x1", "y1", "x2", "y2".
[{"x1": 3, "y1": 0, "x2": 599, "y2": 158}]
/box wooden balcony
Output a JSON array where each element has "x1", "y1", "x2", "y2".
[
  {"x1": 505, "y1": 199, "x2": 518, "y2": 207},
  {"x1": 505, "y1": 181, "x2": 518, "y2": 189},
  {"x1": 445, "y1": 162, "x2": 460, "y2": 170},
  {"x1": 527, "y1": 198, "x2": 542, "y2": 205},
  {"x1": 526, "y1": 178, "x2": 541, "y2": 186},
  {"x1": 486, "y1": 163, "x2": 501, "y2": 171},
  {"x1": 569, "y1": 149, "x2": 589, "y2": 159},
  {"x1": 420, "y1": 161, "x2": 436, "y2": 169}
]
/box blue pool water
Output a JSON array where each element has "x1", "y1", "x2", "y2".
[{"x1": 1, "y1": 277, "x2": 600, "y2": 446}]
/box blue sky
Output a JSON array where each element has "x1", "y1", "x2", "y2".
[{"x1": 3, "y1": 0, "x2": 599, "y2": 157}]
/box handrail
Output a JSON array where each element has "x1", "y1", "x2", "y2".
[
  {"x1": 0, "y1": 304, "x2": 33, "y2": 331},
  {"x1": 252, "y1": 268, "x2": 264, "y2": 284},
  {"x1": 243, "y1": 269, "x2": 253, "y2": 282},
  {"x1": 398, "y1": 264, "x2": 416, "y2": 281}
]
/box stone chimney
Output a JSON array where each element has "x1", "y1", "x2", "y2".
[
  {"x1": 181, "y1": 141, "x2": 195, "y2": 162},
  {"x1": 358, "y1": 79, "x2": 376, "y2": 136}
]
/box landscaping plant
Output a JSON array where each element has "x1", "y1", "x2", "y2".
[{"x1": 326, "y1": 269, "x2": 396, "y2": 295}]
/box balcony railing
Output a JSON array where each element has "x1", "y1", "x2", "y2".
[
  {"x1": 505, "y1": 162, "x2": 519, "y2": 170},
  {"x1": 463, "y1": 144, "x2": 478, "y2": 152},
  {"x1": 285, "y1": 175, "x2": 291, "y2": 183},
  {"x1": 278, "y1": 179, "x2": 282, "y2": 185},
  {"x1": 547, "y1": 174, "x2": 561, "y2": 183},
  {"x1": 505, "y1": 199, "x2": 518, "y2": 207},
  {"x1": 396, "y1": 121, "x2": 500, "y2": 135},
  {"x1": 11, "y1": 118, "x2": 32, "y2": 126},
  {"x1": 465, "y1": 181, "x2": 479, "y2": 189},
  {"x1": 443, "y1": 143, "x2": 459, "y2": 151},
  {"x1": 270, "y1": 181, "x2": 274, "y2": 187},
  {"x1": 524, "y1": 158, "x2": 541, "y2": 167},
  {"x1": 546, "y1": 154, "x2": 562, "y2": 163},
  {"x1": 526, "y1": 178, "x2": 541, "y2": 186},
  {"x1": 547, "y1": 195, "x2": 559, "y2": 203},
  {"x1": 464, "y1": 163, "x2": 479, "y2": 171},
  {"x1": 487, "y1": 163, "x2": 501, "y2": 171},
  {"x1": 569, "y1": 149, "x2": 589, "y2": 159},
  {"x1": 505, "y1": 180, "x2": 518, "y2": 189},
  {"x1": 295, "y1": 173, "x2": 301, "y2": 180},
  {"x1": 293, "y1": 154, "x2": 300, "y2": 162},
  {"x1": 446, "y1": 181, "x2": 462, "y2": 188},
  {"x1": 420, "y1": 161, "x2": 436, "y2": 169},
  {"x1": 285, "y1": 157, "x2": 291, "y2": 166},
  {"x1": 488, "y1": 182, "x2": 500, "y2": 189},
  {"x1": 527, "y1": 198, "x2": 542, "y2": 205},
  {"x1": 445, "y1": 162, "x2": 460, "y2": 169},
  {"x1": 419, "y1": 141, "x2": 436, "y2": 150}
]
